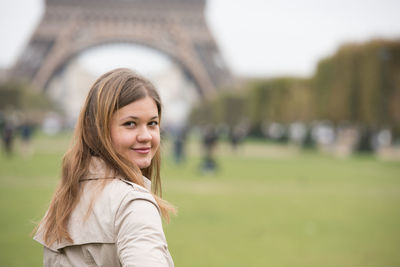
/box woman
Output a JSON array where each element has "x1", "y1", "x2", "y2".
[{"x1": 34, "y1": 68, "x2": 175, "y2": 266}]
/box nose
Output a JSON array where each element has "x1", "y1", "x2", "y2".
[{"x1": 137, "y1": 126, "x2": 152, "y2": 142}]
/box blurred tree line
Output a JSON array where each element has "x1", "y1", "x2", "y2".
[
  {"x1": 0, "y1": 81, "x2": 54, "y2": 112},
  {"x1": 190, "y1": 39, "x2": 400, "y2": 145},
  {"x1": 0, "y1": 80, "x2": 56, "y2": 125},
  {"x1": 314, "y1": 39, "x2": 400, "y2": 132}
]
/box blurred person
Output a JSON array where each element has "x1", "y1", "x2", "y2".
[
  {"x1": 34, "y1": 68, "x2": 175, "y2": 266},
  {"x1": 2, "y1": 119, "x2": 15, "y2": 156},
  {"x1": 200, "y1": 125, "x2": 219, "y2": 174},
  {"x1": 229, "y1": 127, "x2": 240, "y2": 151},
  {"x1": 19, "y1": 118, "x2": 35, "y2": 157},
  {"x1": 172, "y1": 127, "x2": 187, "y2": 164},
  {"x1": 229, "y1": 123, "x2": 247, "y2": 152}
]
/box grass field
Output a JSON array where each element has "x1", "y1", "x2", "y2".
[{"x1": 0, "y1": 133, "x2": 399, "y2": 266}]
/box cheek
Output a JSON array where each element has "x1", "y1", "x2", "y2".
[
  {"x1": 152, "y1": 131, "x2": 161, "y2": 149},
  {"x1": 111, "y1": 130, "x2": 131, "y2": 151}
]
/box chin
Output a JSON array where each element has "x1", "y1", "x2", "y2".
[{"x1": 135, "y1": 161, "x2": 151, "y2": 170}]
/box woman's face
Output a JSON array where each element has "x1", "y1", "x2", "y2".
[{"x1": 110, "y1": 96, "x2": 160, "y2": 169}]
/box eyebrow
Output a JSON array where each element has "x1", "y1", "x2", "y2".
[{"x1": 120, "y1": 115, "x2": 159, "y2": 121}]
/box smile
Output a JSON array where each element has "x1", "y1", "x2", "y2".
[{"x1": 132, "y1": 147, "x2": 151, "y2": 154}]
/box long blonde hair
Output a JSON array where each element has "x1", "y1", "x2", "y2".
[{"x1": 41, "y1": 68, "x2": 175, "y2": 246}]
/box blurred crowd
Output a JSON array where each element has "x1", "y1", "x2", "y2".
[{"x1": 0, "y1": 111, "x2": 35, "y2": 157}]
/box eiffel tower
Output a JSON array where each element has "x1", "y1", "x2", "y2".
[{"x1": 11, "y1": 0, "x2": 232, "y2": 96}]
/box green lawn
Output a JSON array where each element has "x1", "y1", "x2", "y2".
[{"x1": 1, "y1": 133, "x2": 399, "y2": 266}]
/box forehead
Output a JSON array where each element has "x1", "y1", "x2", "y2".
[{"x1": 115, "y1": 96, "x2": 158, "y2": 118}]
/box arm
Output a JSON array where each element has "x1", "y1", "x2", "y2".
[{"x1": 115, "y1": 196, "x2": 173, "y2": 267}]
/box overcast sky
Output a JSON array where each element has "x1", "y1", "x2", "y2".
[{"x1": 0, "y1": 0, "x2": 399, "y2": 77}]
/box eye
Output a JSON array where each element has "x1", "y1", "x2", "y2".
[
  {"x1": 123, "y1": 121, "x2": 136, "y2": 127},
  {"x1": 148, "y1": 121, "x2": 159, "y2": 126}
]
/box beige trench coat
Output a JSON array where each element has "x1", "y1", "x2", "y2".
[{"x1": 34, "y1": 158, "x2": 174, "y2": 267}]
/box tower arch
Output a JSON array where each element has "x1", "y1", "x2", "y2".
[{"x1": 11, "y1": 0, "x2": 232, "y2": 96}]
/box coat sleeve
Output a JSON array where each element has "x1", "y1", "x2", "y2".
[{"x1": 114, "y1": 192, "x2": 174, "y2": 267}]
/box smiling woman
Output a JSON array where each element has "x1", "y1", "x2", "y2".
[{"x1": 33, "y1": 68, "x2": 176, "y2": 266}]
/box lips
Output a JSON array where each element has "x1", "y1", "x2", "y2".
[{"x1": 132, "y1": 147, "x2": 151, "y2": 154}]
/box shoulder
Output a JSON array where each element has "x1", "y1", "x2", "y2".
[
  {"x1": 103, "y1": 178, "x2": 157, "y2": 204},
  {"x1": 96, "y1": 178, "x2": 160, "y2": 221},
  {"x1": 92, "y1": 179, "x2": 162, "y2": 235},
  {"x1": 112, "y1": 178, "x2": 160, "y2": 212}
]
